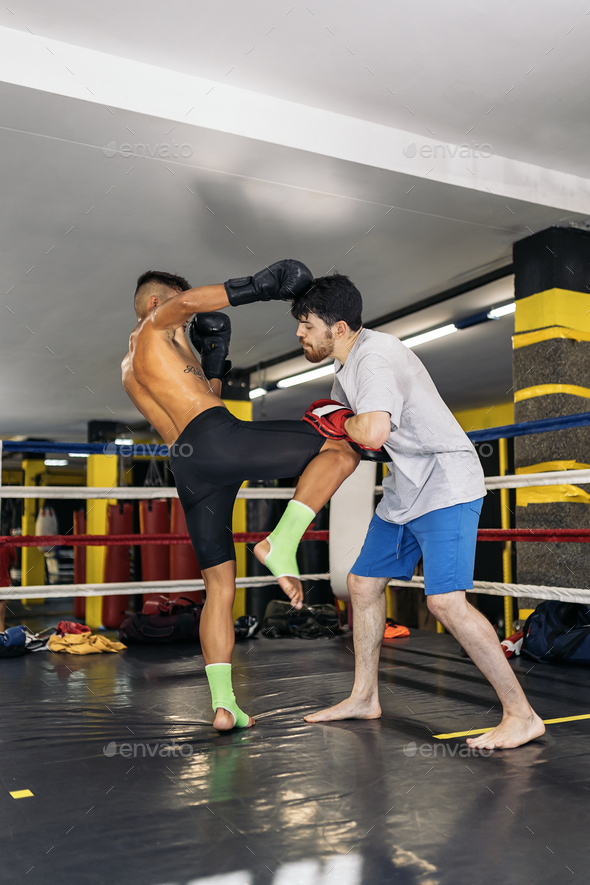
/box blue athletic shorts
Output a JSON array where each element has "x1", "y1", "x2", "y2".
[{"x1": 351, "y1": 498, "x2": 484, "y2": 595}]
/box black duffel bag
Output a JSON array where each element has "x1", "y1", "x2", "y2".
[
  {"x1": 262, "y1": 600, "x2": 340, "y2": 639},
  {"x1": 119, "y1": 596, "x2": 202, "y2": 644},
  {"x1": 522, "y1": 601, "x2": 590, "y2": 664}
]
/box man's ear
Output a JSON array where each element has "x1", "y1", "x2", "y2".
[{"x1": 333, "y1": 320, "x2": 349, "y2": 339}]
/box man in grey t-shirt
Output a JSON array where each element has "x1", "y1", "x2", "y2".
[{"x1": 293, "y1": 274, "x2": 543, "y2": 750}]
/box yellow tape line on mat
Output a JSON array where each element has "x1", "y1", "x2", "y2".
[
  {"x1": 514, "y1": 383, "x2": 590, "y2": 402},
  {"x1": 434, "y1": 713, "x2": 590, "y2": 739},
  {"x1": 513, "y1": 326, "x2": 590, "y2": 349}
]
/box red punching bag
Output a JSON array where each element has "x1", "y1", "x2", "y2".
[
  {"x1": 102, "y1": 502, "x2": 133, "y2": 629},
  {"x1": 73, "y1": 509, "x2": 86, "y2": 620},
  {"x1": 170, "y1": 498, "x2": 202, "y2": 604},
  {"x1": 140, "y1": 498, "x2": 170, "y2": 604}
]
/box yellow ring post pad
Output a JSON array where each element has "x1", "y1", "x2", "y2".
[
  {"x1": 514, "y1": 289, "x2": 590, "y2": 335},
  {"x1": 434, "y1": 713, "x2": 590, "y2": 740},
  {"x1": 515, "y1": 460, "x2": 590, "y2": 507},
  {"x1": 513, "y1": 325, "x2": 590, "y2": 349}
]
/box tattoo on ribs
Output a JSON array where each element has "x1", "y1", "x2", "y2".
[{"x1": 184, "y1": 364, "x2": 206, "y2": 380}]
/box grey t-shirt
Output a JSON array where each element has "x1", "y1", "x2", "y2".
[{"x1": 331, "y1": 328, "x2": 486, "y2": 524}]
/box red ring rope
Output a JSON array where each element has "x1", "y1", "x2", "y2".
[
  {"x1": 0, "y1": 530, "x2": 330, "y2": 547},
  {"x1": 0, "y1": 528, "x2": 589, "y2": 547}
]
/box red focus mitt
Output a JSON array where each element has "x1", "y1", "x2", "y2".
[
  {"x1": 302, "y1": 399, "x2": 354, "y2": 440},
  {"x1": 302, "y1": 400, "x2": 389, "y2": 457}
]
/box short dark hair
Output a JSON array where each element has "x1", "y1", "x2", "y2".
[
  {"x1": 291, "y1": 273, "x2": 363, "y2": 331},
  {"x1": 135, "y1": 270, "x2": 191, "y2": 294}
]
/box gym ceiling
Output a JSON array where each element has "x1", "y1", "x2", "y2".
[{"x1": 1, "y1": 0, "x2": 589, "y2": 436}]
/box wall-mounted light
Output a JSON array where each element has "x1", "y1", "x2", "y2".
[
  {"x1": 488, "y1": 302, "x2": 515, "y2": 319},
  {"x1": 401, "y1": 323, "x2": 457, "y2": 348},
  {"x1": 276, "y1": 364, "x2": 335, "y2": 389}
]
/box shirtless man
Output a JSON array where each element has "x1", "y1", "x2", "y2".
[{"x1": 121, "y1": 260, "x2": 359, "y2": 732}]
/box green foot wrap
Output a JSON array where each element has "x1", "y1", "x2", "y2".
[
  {"x1": 264, "y1": 499, "x2": 315, "y2": 578},
  {"x1": 205, "y1": 663, "x2": 250, "y2": 728}
]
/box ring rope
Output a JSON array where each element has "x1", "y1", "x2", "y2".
[
  {"x1": 0, "y1": 530, "x2": 329, "y2": 548},
  {"x1": 1, "y1": 528, "x2": 588, "y2": 549},
  {"x1": 0, "y1": 574, "x2": 332, "y2": 601},
  {"x1": 2, "y1": 468, "x2": 590, "y2": 499},
  {"x1": 2, "y1": 408, "x2": 590, "y2": 456},
  {"x1": 3, "y1": 575, "x2": 589, "y2": 603},
  {"x1": 388, "y1": 576, "x2": 590, "y2": 605}
]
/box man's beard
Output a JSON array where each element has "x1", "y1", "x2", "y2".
[{"x1": 303, "y1": 331, "x2": 334, "y2": 364}]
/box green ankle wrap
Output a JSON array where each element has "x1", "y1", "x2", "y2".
[
  {"x1": 205, "y1": 663, "x2": 250, "y2": 728},
  {"x1": 264, "y1": 499, "x2": 315, "y2": 579}
]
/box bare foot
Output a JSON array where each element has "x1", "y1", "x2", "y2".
[
  {"x1": 304, "y1": 695, "x2": 382, "y2": 723},
  {"x1": 253, "y1": 538, "x2": 303, "y2": 609},
  {"x1": 213, "y1": 707, "x2": 255, "y2": 731},
  {"x1": 466, "y1": 709, "x2": 545, "y2": 750}
]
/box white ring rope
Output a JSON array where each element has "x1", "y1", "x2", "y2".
[
  {"x1": 388, "y1": 576, "x2": 590, "y2": 605},
  {"x1": 3, "y1": 574, "x2": 589, "y2": 603},
  {"x1": 1, "y1": 468, "x2": 590, "y2": 499},
  {"x1": 0, "y1": 486, "x2": 295, "y2": 499},
  {"x1": 0, "y1": 574, "x2": 332, "y2": 601}
]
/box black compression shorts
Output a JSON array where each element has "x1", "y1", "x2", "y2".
[{"x1": 168, "y1": 407, "x2": 325, "y2": 570}]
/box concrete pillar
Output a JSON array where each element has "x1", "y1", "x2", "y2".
[{"x1": 512, "y1": 226, "x2": 590, "y2": 617}]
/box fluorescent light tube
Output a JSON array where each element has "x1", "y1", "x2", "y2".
[
  {"x1": 488, "y1": 302, "x2": 516, "y2": 319},
  {"x1": 401, "y1": 324, "x2": 457, "y2": 349},
  {"x1": 277, "y1": 363, "x2": 335, "y2": 389}
]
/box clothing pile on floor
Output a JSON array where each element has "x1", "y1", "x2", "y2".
[
  {"x1": 47, "y1": 621, "x2": 126, "y2": 654},
  {"x1": 383, "y1": 618, "x2": 410, "y2": 640}
]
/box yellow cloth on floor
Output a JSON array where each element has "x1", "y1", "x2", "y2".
[{"x1": 48, "y1": 633, "x2": 126, "y2": 654}]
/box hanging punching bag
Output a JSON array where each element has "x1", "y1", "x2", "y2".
[
  {"x1": 73, "y1": 509, "x2": 86, "y2": 620},
  {"x1": 140, "y1": 498, "x2": 170, "y2": 604},
  {"x1": 102, "y1": 502, "x2": 134, "y2": 629},
  {"x1": 35, "y1": 506, "x2": 58, "y2": 552},
  {"x1": 169, "y1": 498, "x2": 202, "y2": 603}
]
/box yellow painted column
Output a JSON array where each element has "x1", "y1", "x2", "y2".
[
  {"x1": 21, "y1": 459, "x2": 46, "y2": 601},
  {"x1": 224, "y1": 399, "x2": 252, "y2": 621},
  {"x1": 513, "y1": 228, "x2": 590, "y2": 617},
  {"x1": 498, "y1": 438, "x2": 514, "y2": 638},
  {"x1": 85, "y1": 454, "x2": 118, "y2": 630}
]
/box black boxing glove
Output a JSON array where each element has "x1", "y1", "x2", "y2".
[
  {"x1": 224, "y1": 259, "x2": 313, "y2": 307},
  {"x1": 187, "y1": 312, "x2": 232, "y2": 381}
]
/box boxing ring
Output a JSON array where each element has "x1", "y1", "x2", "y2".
[
  {"x1": 3, "y1": 416, "x2": 590, "y2": 885},
  {"x1": 2, "y1": 409, "x2": 590, "y2": 611}
]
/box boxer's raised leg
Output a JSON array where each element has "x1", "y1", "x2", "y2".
[{"x1": 254, "y1": 438, "x2": 360, "y2": 602}]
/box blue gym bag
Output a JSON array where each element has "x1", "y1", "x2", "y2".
[{"x1": 522, "y1": 601, "x2": 590, "y2": 664}]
